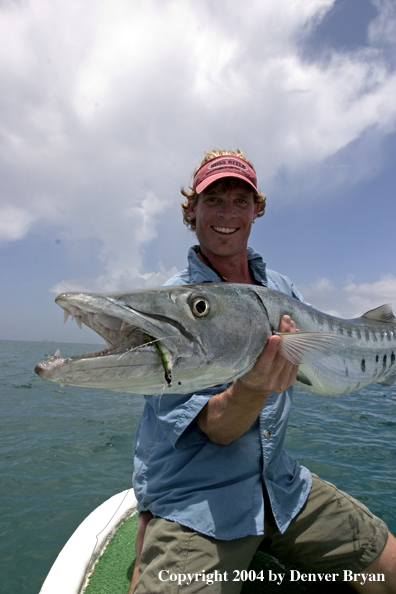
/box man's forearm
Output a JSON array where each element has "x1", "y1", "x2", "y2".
[{"x1": 196, "y1": 379, "x2": 272, "y2": 445}]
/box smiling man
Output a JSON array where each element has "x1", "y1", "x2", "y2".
[
  {"x1": 130, "y1": 150, "x2": 395, "y2": 594},
  {"x1": 185, "y1": 156, "x2": 261, "y2": 282}
]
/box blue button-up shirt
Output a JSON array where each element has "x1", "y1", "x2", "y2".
[{"x1": 133, "y1": 247, "x2": 312, "y2": 539}]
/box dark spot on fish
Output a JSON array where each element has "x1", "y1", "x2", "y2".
[
  {"x1": 296, "y1": 371, "x2": 313, "y2": 386},
  {"x1": 347, "y1": 328, "x2": 353, "y2": 337},
  {"x1": 178, "y1": 381, "x2": 181, "y2": 385},
  {"x1": 376, "y1": 355, "x2": 379, "y2": 363},
  {"x1": 355, "y1": 328, "x2": 361, "y2": 339},
  {"x1": 345, "y1": 367, "x2": 349, "y2": 377},
  {"x1": 383, "y1": 354, "x2": 387, "y2": 368},
  {"x1": 165, "y1": 369, "x2": 172, "y2": 385},
  {"x1": 391, "y1": 352, "x2": 395, "y2": 365},
  {"x1": 364, "y1": 328, "x2": 370, "y2": 341},
  {"x1": 361, "y1": 359, "x2": 366, "y2": 372}
]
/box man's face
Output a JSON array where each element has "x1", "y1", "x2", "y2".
[{"x1": 187, "y1": 182, "x2": 260, "y2": 258}]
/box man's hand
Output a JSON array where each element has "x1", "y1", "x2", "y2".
[
  {"x1": 237, "y1": 315, "x2": 299, "y2": 395},
  {"x1": 197, "y1": 315, "x2": 300, "y2": 445}
]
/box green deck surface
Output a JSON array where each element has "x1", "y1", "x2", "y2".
[
  {"x1": 83, "y1": 513, "x2": 139, "y2": 594},
  {"x1": 83, "y1": 514, "x2": 352, "y2": 593}
]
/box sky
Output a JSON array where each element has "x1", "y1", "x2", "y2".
[{"x1": 0, "y1": 0, "x2": 395, "y2": 344}]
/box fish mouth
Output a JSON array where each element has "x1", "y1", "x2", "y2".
[
  {"x1": 35, "y1": 293, "x2": 175, "y2": 385},
  {"x1": 61, "y1": 307, "x2": 159, "y2": 358}
]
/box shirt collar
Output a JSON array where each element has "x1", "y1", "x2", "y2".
[{"x1": 187, "y1": 245, "x2": 268, "y2": 286}]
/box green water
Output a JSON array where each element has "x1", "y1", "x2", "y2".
[{"x1": 1, "y1": 340, "x2": 395, "y2": 594}]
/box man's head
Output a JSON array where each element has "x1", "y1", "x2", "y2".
[{"x1": 181, "y1": 149, "x2": 266, "y2": 232}]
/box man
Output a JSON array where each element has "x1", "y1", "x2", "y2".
[{"x1": 130, "y1": 150, "x2": 395, "y2": 593}]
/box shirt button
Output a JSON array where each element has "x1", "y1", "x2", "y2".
[{"x1": 265, "y1": 430, "x2": 271, "y2": 439}]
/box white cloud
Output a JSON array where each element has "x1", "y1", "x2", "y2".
[
  {"x1": 301, "y1": 277, "x2": 335, "y2": 295},
  {"x1": 298, "y1": 274, "x2": 396, "y2": 319},
  {"x1": 0, "y1": 0, "x2": 395, "y2": 290},
  {"x1": 50, "y1": 261, "x2": 178, "y2": 294},
  {"x1": 0, "y1": 205, "x2": 36, "y2": 242},
  {"x1": 344, "y1": 273, "x2": 396, "y2": 316},
  {"x1": 369, "y1": 0, "x2": 396, "y2": 48}
]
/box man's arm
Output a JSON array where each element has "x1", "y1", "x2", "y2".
[{"x1": 197, "y1": 315, "x2": 299, "y2": 446}]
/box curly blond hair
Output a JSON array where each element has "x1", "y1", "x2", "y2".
[{"x1": 181, "y1": 149, "x2": 266, "y2": 231}]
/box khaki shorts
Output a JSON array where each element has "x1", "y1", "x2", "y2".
[{"x1": 134, "y1": 474, "x2": 389, "y2": 594}]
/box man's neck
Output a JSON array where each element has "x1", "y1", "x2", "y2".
[{"x1": 197, "y1": 247, "x2": 253, "y2": 284}]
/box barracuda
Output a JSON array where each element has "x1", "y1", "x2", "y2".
[{"x1": 34, "y1": 283, "x2": 396, "y2": 396}]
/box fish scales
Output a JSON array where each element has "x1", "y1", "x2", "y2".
[
  {"x1": 252, "y1": 290, "x2": 396, "y2": 395},
  {"x1": 35, "y1": 284, "x2": 396, "y2": 397}
]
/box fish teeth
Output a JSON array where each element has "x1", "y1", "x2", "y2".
[
  {"x1": 54, "y1": 349, "x2": 61, "y2": 357},
  {"x1": 75, "y1": 315, "x2": 83, "y2": 329},
  {"x1": 88, "y1": 312, "x2": 95, "y2": 327},
  {"x1": 70, "y1": 306, "x2": 78, "y2": 321},
  {"x1": 63, "y1": 310, "x2": 70, "y2": 324}
]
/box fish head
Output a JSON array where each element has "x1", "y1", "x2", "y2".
[{"x1": 35, "y1": 283, "x2": 268, "y2": 394}]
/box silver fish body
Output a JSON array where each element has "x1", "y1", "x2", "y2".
[{"x1": 34, "y1": 284, "x2": 396, "y2": 396}]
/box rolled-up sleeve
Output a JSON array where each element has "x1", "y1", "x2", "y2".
[{"x1": 144, "y1": 384, "x2": 230, "y2": 449}]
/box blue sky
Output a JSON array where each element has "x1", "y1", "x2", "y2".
[{"x1": 0, "y1": 0, "x2": 395, "y2": 344}]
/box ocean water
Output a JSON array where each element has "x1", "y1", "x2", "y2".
[{"x1": 1, "y1": 340, "x2": 395, "y2": 594}]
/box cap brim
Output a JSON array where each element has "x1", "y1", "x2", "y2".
[{"x1": 195, "y1": 172, "x2": 258, "y2": 194}]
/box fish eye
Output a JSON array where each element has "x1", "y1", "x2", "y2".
[{"x1": 190, "y1": 296, "x2": 210, "y2": 318}]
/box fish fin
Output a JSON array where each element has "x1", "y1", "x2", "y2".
[
  {"x1": 376, "y1": 373, "x2": 395, "y2": 387},
  {"x1": 362, "y1": 304, "x2": 396, "y2": 324},
  {"x1": 276, "y1": 332, "x2": 351, "y2": 365}
]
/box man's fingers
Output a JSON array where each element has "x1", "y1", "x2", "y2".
[
  {"x1": 265, "y1": 333, "x2": 281, "y2": 352},
  {"x1": 255, "y1": 334, "x2": 282, "y2": 368},
  {"x1": 239, "y1": 315, "x2": 300, "y2": 392},
  {"x1": 278, "y1": 315, "x2": 299, "y2": 333},
  {"x1": 268, "y1": 357, "x2": 300, "y2": 394},
  {"x1": 278, "y1": 315, "x2": 291, "y2": 333}
]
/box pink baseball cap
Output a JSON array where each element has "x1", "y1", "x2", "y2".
[{"x1": 193, "y1": 156, "x2": 258, "y2": 194}]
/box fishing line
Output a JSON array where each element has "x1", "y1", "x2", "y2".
[
  {"x1": 115, "y1": 336, "x2": 172, "y2": 362},
  {"x1": 85, "y1": 385, "x2": 166, "y2": 583},
  {"x1": 116, "y1": 336, "x2": 174, "y2": 386}
]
